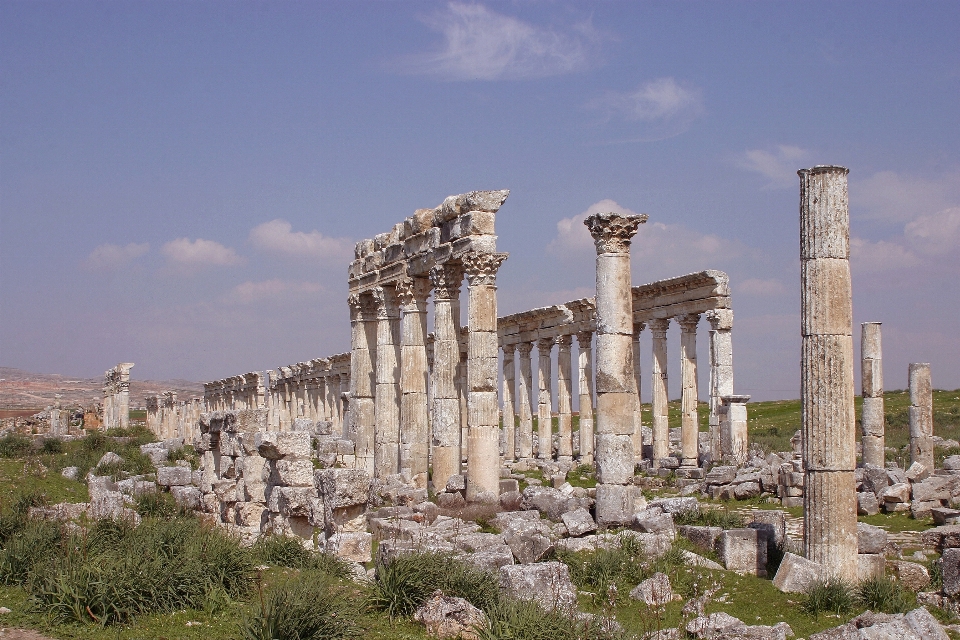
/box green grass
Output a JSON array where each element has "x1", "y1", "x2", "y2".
[{"x1": 858, "y1": 511, "x2": 933, "y2": 532}]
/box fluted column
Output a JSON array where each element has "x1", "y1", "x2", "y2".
[
  {"x1": 860, "y1": 323, "x2": 884, "y2": 467},
  {"x1": 517, "y1": 342, "x2": 535, "y2": 459},
  {"x1": 632, "y1": 323, "x2": 644, "y2": 460},
  {"x1": 429, "y1": 263, "x2": 464, "y2": 492},
  {"x1": 649, "y1": 318, "x2": 670, "y2": 466},
  {"x1": 463, "y1": 251, "x2": 508, "y2": 503},
  {"x1": 398, "y1": 276, "x2": 431, "y2": 486},
  {"x1": 576, "y1": 330, "x2": 595, "y2": 464},
  {"x1": 537, "y1": 337, "x2": 555, "y2": 460},
  {"x1": 678, "y1": 313, "x2": 701, "y2": 468},
  {"x1": 909, "y1": 363, "x2": 933, "y2": 470},
  {"x1": 348, "y1": 293, "x2": 377, "y2": 473},
  {"x1": 338, "y1": 372, "x2": 350, "y2": 439},
  {"x1": 586, "y1": 211, "x2": 647, "y2": 526},
  {"x1": 117, "y1": 363, "x2": 133, "y2": 430},
  {"x1": 373, "y1": 286, "x2": 401, "y2": 478},
  {"x1": 799, "y1": 165, "x2": 857, "y2": 581},
  {"x1": 706, "y1": 309, "x2": 734, "y2": 461},
  {"x1": 502, "y1": 344, "x2": 517, "y2": 462},
  {"x1": 557, "y1": 334, "x2": 574, "y2": 461}
]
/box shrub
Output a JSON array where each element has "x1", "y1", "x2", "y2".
[
  {"x1": 856, "y1": 576, "x2": 912, "y2": 613},
  {"x1": 674, "y1": 507, "x2": 744, "y2": 529},
  {"x1": 252, "y1": 535, "x2": 350, "y2": 578},
  {"x1": 478, "y1": 598, "x2": 623, "y2": 640},
  {"x1": 40, "y1": 438, "x2": 64, "y2": 454},
  {"x1": 802, "y1": 577, "x2": 856, "y2": 616},
  {"x1": 556, "y1": 535, "x2": 665, "y2": 604},
  {"x1": 0, "y1": 491, "x2": 47, "y2": 548},
  {"x1": 0, "y1": 519, "x2": 64, "y2": 585},
  {"x1": 0, "y1": 434, "x2": 32, "y2": 458},
  {"x1": 241, "y1": 570, "x2": 361, "y2": 640},
  {"x1": 134, "y1": 491, "x2": 183, "y2": 519}
]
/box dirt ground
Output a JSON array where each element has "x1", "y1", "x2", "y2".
[{"x1": 0, "y1": 630, "x2": 56, "y2": 640}]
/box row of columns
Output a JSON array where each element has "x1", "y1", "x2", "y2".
[{"x1": 266, "y1": 368, "x2": 348, "y2": 433}]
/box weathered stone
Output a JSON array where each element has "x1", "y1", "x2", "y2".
[
  {"x1": 594, "y1": 483, "x2": 634, "y2": 527},
  {"x1": 157, "y1": 465, "x2": 192, "y2": 487},
  {"x1": 327, "y1": 532, "x2": 372, "y2": 563},
  {"x1": 857, "y1": 522, "x2": 888, "y2": 554},
  {"x1": 715, "y1": 528, "x2": 759, "y2": 575},
  {"x1": 501, "y1": 518, "x2": 555, "y2": 564},
  {"x1": 629, "y1": 572, "x2": 676, "y2": 606},
  {"x1": 890, "y1": 560, "x2": 930, "y2": 591},
  {"x1": 772, "y1": 552, "x2": 822, "y2": 593},
  {"x1": 679, "y1": 525, "x2": 722, "y2": 552},
  {"x1": 905, "y1": 462, "x2": 930, "y2": 483},
  {"x1": 882, "y1": 483, "x2": 911, "y2": 503},
  {"x1": 498, "y1": 562, "x2": 576, "y2": 611},
  {"x1": 170, "y1": 485, "x2": 200, "y2": 510},
  {"x1": 734, "y1": 481, "x2": 761, "y2": 499},
  {"x1": 857, "y1": 491, "x2": 880, "y2": 516},
  {"x1": 941, "y1": 547, "x2": 960, "y2": 596},
  {"x1": 681, "y1": 550, "x2": 724, "y2": 571},
  {"x1": 96, "y1": 451, "x2": 122, "y2": 469},
  {"x1": 270, "y1": 459, "x2": 315, "y2": 487},
  {"x1": 858, "y1": 553, "x2": 886, "y2": 581},
  {"x1": 932, "y1": 507, "x2": 960, "y2": 526},
  {"x1": 255, "y1": 431, "x2": 312, "y2": 460},
  {"x1": 634, "y1": 511, "x2": 676, "y2": 538},
  {"x1": 315, "y1": 469, "x2": 371, "y2": 509},
  {"x1": 560, "y1": 508, "x2": 596, "y2": 537},
  {"x1": 704, "y1": 465, "x2": 737, "y2": 485},
  {"x1": 414, "y1": 590, "x2": 487, "y2": 640}
]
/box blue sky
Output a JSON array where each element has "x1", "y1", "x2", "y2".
[{"x1": 2, "y1": 1, "x2": 958, "y2": 401}]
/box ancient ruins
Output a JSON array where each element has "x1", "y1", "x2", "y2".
[{"x1": 102, "y1": 362, "x2": 133, "y2": 430}]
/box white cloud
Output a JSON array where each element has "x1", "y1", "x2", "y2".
[
  {"x1": 736, "y1": 145, "x2": 809, "y2": 189},
  {"x1": 854, "y1": 169, "x2": 960, "y2": 223},
  {"x1": 394, "y1": 2, "x2": 599, "y2": 80},
  {"x1": 904, "y1": 207, "x2": 960, "y2": 256},
  {"x1": 84, "y1": 242, "x2": 149, "y2": 270},
  {"x1": 223, "y1": 279, "x2": 324, "y2": 305},
  {"x1": 738, "y1": 278, "x2": 787, "y2": 296},
  {"x1": 161, "y1": 238, "x2": 242, "y2": 268},
  {"x1": 248, "y1": 219, "x2": 354, "y2": 262},
  {"x1": 850, "y1": 237, "x2": 921, "y2": 274},
  {"x1": 589, "y1": 78, "x2": 703, "y2": 122}
]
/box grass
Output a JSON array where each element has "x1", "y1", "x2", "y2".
[
  {"x1": 801, "y1": 578, "x2": 856, "y2": 617},
  {"x1": 674, "y1": 506, "x2": 745, "y2": 529},
  {"x1": 856, "y1": 576, "x2": 913, "y2": 613}
]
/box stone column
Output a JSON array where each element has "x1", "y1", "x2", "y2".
[
  {"x1": 374, "y1": 285, "x2": 402, "y2": 477},
  {"x1": 463, "y1": 251, "x2": 508, "y2": 503},
  {"x1": 398, "y1": 276, "x2": 431, "y2": 487},
  {"x1": 348, "y1": 293, "x2": 377, "y2": 474},
  {"x1": 537, "y1": 337, "x2": 554, "y2": 460},
  {"x1": 860, "y1": 323, "x2": 885, "y2": 468},
  {"x1": 909, "y1": 363, "x2": 933, "y2": 471},
  {"x1": 117, "y1": 363, "x2": 133, "y2": 430},
  {"x1": 720, "y1": 394, "x2": 751, "y2": 463},
  {"x1": 338, "y1": 371, "x2": 350, "y2": 439},
  {"x1": 516, "y1": 342, "x2": 535, "y2": 459},
  {"x1": 677, "y1": 314, "x2": 701, "y2": 468},
  {"x1": 585, "y1": 211, "x2": 647, "y2": 526},
  {"x1": 632, "y1": 323, "x2": 644, "y2": 461},
  {"x1": 706, "y1": 309, "x2": 734, "y2": 462},
  {"x1": 430, "y1": 263, "x2": 464, "y2": 492},
  {"x1": 799, "y1": 165, "x2": 857, "y2": 581},
  {"x1": 556, "y1": 334, "x2": 574, "y2": 462},
  {"x1": 648, "y1": 318, "x2": 670, "y2": 467},
  {"x1": 576, "y1": 330, "x2": 595, "y2": 464},
  {"x1": 502, "y1": 344, "x2": 517, "y2": 462}
]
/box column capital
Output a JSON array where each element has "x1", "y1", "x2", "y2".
[
  {"x1": 396, "y1": 276, "x2": 431, "y2": 311},
  {"x1": 461, "y1": 251, "x2": 508, "y2": 286},
  {"x1": 676, "y1": 313, "x2": 701, "y2": 333},
  {"x1": 517, "y1": 341, "x2": 534, "y2": 356},
  {"x1": 648, "y1": 317, "x2": 670, "y2": 336},
  {"x1": 372, "y1": 286, "x2": 399, "y2": 320},
  {"x1": 633, "y1": 321, "x2": 646, "y2": 337},
  {"x1": 705, "y1": 308, "x2": 733, "y2": 331},
  {"x1": 429, "y1": 262, "x2": 463, "y2": 300},
  {"x1": 537, "y1": 336, "x2": 555, "y2": 354},
  {"x1": 576, "y1": 330, "x2": 593, "y2": 347},
  {"x1": 502, "y1": 342, "x2": 518, "y2": 355},
  {"x1": 556, "y1": 334, "x2": 573, "y2": 349},
  {"x1": 584, "y1": 212, "x2": 648, "y2": 254}
]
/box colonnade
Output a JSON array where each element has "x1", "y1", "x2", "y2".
[{"x1": 145, "y1": 392, "x2": 201, "y2": 441}]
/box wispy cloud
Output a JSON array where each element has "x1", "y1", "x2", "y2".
[
  {"x1": 854, "y1": 169, "x2": 960, "y2": 223},
  {"x1": 904, "y1": 207, "x2": 960, "y2": 255},
  {"x1": 585, "y1": 78, "x2": 704, "y2": 142},
  {"x1": 738, "y1": 278, "x2": 787, "y2": 296},
  {"x1": 248, "y1": 219, "x2": 353, "y2": 263},
  {"x1": 84, "y1": 242, "x2": 149, "y2": 270},
  {"x1": 393, "y1": 2, "x2": 600, "y2": 80},
  {"x1": 161, "y1": 238, "x2": 242, "y2": 269},
  {"x1": 223, "y1": 279, "x2": 324, "y2": 305},
  {"x1": 736, "y1": 145, "x2": 809, "y2": 189}
]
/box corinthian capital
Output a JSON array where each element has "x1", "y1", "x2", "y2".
[
  {"x1": 461, "y1": 251, "x2": 508, "y2": 286},
  {"x1": 429, "y1": 262, "x2": 463, "y2": 300},
  {"x1": 584, "y1": 212, "x2": 648, "y2": 254},
  {"x1": 395, "y1": 276, "x2": 431, "y2": 310},
  {"x1": 372, "y1": 286, "x2": 398, "y2": 319}
]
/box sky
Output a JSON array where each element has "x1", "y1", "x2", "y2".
[{"x1": 1, "y1": 1, "x2": 958, "y2": 402}]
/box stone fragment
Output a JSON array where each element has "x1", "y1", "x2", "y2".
[
  {"x1": 157, "y1": 465, "x2": 192, "y2": 487},
  {"x1": 882, "y1": 483, "x2": 911, "y2": 503},
  {"x1": 560, "y1": 508, "x2": 596, "y2": 537},
  {"x1": 634, "y1": 511, "x2": 676, "y2": 538},
  {"x1": 501, "y1": 518, "x2": 555, "y2": 564},
  {"x1": 498, "y1": 562, "x2": 576, "y2": 611},
  {"x1": 315, "y1": 469, "x2": 371, "y2": 508},
  {"x1": 96, "y1": 451, "x2": 123, "y2": 469},
  {"x1": 857, "y1": 491, "x2": 880, "y2": 516},
  {"x1": 679, "y1": 525, "x2": 722, "y2": 552},
  {"x1": 905, "y1": 462, "x2": 930, "y2": 482},
  {"x1": 629, "y1": 572, "x2": 676, "y2": 606},
  {"x1": 594, "y1": 483, "x2": 634, "y2": 527},
  {"x1": 170, "y1": 485, "x2": 200, "y2": 510},
  {"x1": 772, "y1": 552, "x2": 822, "y2": 593},
  {"x1": 857, "y1": 522, "x2": 888, "y2": 554},
  {"x1": 60, "y1": 466, "x2": 79, "y2": 480},
  {"x1": 890, "y1": 560, "x2": 930, "y2": 591},
  {"x1": 327, "y1": 532, "x2": 372, "y2": 563},
  {"x1": 941, "y1": 547, "x2": 960, "y2": 596},
  {"x1": 932, "y1": 507, "x2": 960, "y2": 526},
  {"x1": 704, "y1": 466, "x2": 737, "y2": 485},
  {"x1": 650, "y1": 496, "x2": 699, "y2": 515},
  {"x1": 903, "y1": 607, "x2": 949, "y2": 640},
  {"x1": 681, "y1": 550, "x2": 724, "y2": 571},
  {"x1": 858, "y1": 554, "x2": 886, "y2": 581},
  {"x1": 715, "y1": 528, "x2": 759, "y2": 575},
  {"x1": 414, "y1": 590, "x2": 487, "y2": 640},
  {"x1": 255, "y1": 431, "x2": 312, "y2": 460}
]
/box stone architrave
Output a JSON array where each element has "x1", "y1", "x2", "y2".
[
  {"x1": 397, "y1": 276, "x2": 431, "y2": 486},
  {"x1": 516, "y1": 342, "x2": 535, "y2": 459},
  {"x1": 632, "y1": 323, "x2": 645, "y2": 461},
  {"x1": 462, "y1": 251, "x2": 508, "y2": 503},
  {"x1": 799, "y1": 165, "x2": 857, "y2": 582},
  {"x1": 861, "y1": 322, "x2": 884, "y2": 468},
  {"x1": 348, "y1": 293, "x2": 376, "y2": 475},
  {"x1": 373, "y1": 286, "x2": 402, "y2": 478},
  {"x1": 649, "y1": 318, "x2": 670, "y2": 466},
  {"x1": 430, "y1": 263, "x2": 464, "y2": 492},
  {"x1": 556, "y1": 335, "x2": 574, "y2": 461},
  {"x1": 677, "y1": 314, "x2": 700, "y2": 468},
  {"x1": 706, "y1": 309, "x2": 734, "y2": 462},
  {"x1": 537, "y1": 337, "x2": 554, "y2": 460},
  {"x1": 501, "y1": 344, "x2": 517, "y2": 462},
  {"x1": 576, "y1": 331, "x2": 595, "y2": 463},
  {"x1": 909, "y1": 363, "x2": 933, "y2": 471},
  {"x1": 585, "y1": 211, "x2": 647, "y2": 526}
]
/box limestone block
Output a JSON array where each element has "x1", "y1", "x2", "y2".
[
  {"x1": 912, "y1": 500, "x2": 943, "y2": 520},
  {"x1": 463, "y1": 547, "x2": 515, "y2": 573},
  {"x1": 906, "y1": 462, "x2": 930, "y2": 483},
  {"x1": 270, "y1": 459, "x2": 315, "y2": 487},
  {"x1": 157, "y1": 466, "x2": 193, "y2": 487},
  {"x1": 437, "y1": 492, "x2": 466, "y2": 509},
  {"x1": 212, "y1": 479, "x2": 239, "y2": 502},
  {"x1": 772, "y1": 552, "x2": 822, "y2": 593},
  {"x1": 499, "y1": 478, "x2": 519, "y2": 494},
  {"x1": 912, "y1": 476, "x2": 950, "y2": 502},
  {"x1": 932, "y1": 507, "x2": 960, "y2": 526},
  {"x1": 445, "y1": 474, "x2": 466, "y2": 492},
  {"x1": 595, "y1": 434, "x2": 634, "y2": 484},
  {"x1": 327, "y1": 532, "x2": 372, "y2": 563},
  {"x1": 560, "y1": 508, "x2": 597, "y2": 537},
  {"x1": 704, "y1": 466, "x2": 737, "y2": 485},
  {"x1": 941, "y1": 547, "x2": 960, "y2": 596},
  {"x1": 943, "y1": 456, "x2": 960, "y2": 471},
  {"x1": 882, "y1": 483, "x2": 911, "y2": 503},
  {"x1": 256, "y1": 431, "x2": 312, "y2": 460},
  {"x1": 498, "y1": 562, "x2": 576, "y2": 611},
  {"x1": 679, "y1": 525, "x2": 722, "y2": 552},
  {"x1": 634, "y1": 511, "x2": 676, "y2": 538},
  {"x1": 520, "y1": 486, "x2": 591, "y2": 522},
  {"x1": 235, "y1": 501, "x2": 268, "y2": 528},
  {"x1": 890, "y1": 561, "x2": 930, "y2": 591},
  {"x1": 96, "y1": 451, "x2": 123, "y2": 470},
  {"x1": 715, "y1": 529, "x2": 759, "y2": 575},
  {"x1": 171, "y1": 486, "x2": 200, "y2": 511},
  {"x1": 501, "y1": 519, "x2": 555, "y2": 564},
  {"x1": 858, "y1": 554, "x2": 886, "y2": 581},
  {"x1": 245, "y1": 481, "x2": 267, "y2": 503},
  {"x1": 734, "y1": 482, "x2": 761, "y2": 499},
  {"x1": 857, "y1": 522, "x2": 888, "y2": 554},
  {"x1": 595, "y1": 483, "x2": 634, "y2": 527},
  {"x1": 904, "y1": 607, "x2": 950, "y2": 640},
  {"x1": 887, "y1": 467, "x2": 908, "y2": 485},
  {"x1": 681, "y1": 550, "x2": 724, "y2": 571},
  {"x1": 857, "y1": 491, "x2": 881, "y2": 516},
  {"x1": 274, "y1": 486, "x2": 317, "y2": 518},
  {"x1": 800, "y1": 259, "x2": 853, "y2": 335},
  {"x1": 629, "y1": 572, "x2": 676, "y2": 606},
  {"x1": 650, "y1": 497, "x2": 699, "y2": 516},
  {"x1": 413, "y1": 591, "x2": 488, "y2": 640}
]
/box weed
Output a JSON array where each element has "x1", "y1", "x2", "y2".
[
  {"x1": 856, "y1": 576, "x2": 912, "y2": 613},
  {"x1": 134, "y1": 490, "x2": 184, "y2": 518},
  {"x1": 477, "y1": 598, "x2": 623, "y2": 640},
  {"x1": 241, "y1": 570, "x2": 362, "y2": 640},
  {"x1": 0, "y1": 435, "x2": 32, "y2": 459},
  {"x1": 40, "y1": 438, "x2": 64, "y2": 455},
  {"x1": 802, "y1": 578, "x2": 856, "y2": 617},
  {"x1": 674, "y1": 507, "x2": 744, "y2": 529},
  {"x1": 252, "y1": 535, "x2": 351, "y2": 577}
]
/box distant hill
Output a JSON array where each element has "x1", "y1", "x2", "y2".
[{"x1": 0, "y1": 367, "x2": 204, "y2": 410}]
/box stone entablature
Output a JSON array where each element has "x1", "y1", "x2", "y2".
[{"x1": 267, "y1": 353, "x2": 350, "y2": 433}]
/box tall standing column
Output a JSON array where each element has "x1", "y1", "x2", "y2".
[
  {"x1": 348, "y1": 293, "x2": 377, "y2": 474},
  {"x1": 338, "y1": 372, "x2": 350, "y2": 440},
  {"x1": 632, "y1": 324, "x2": 645, "y2": 460},
  {"x1": 463, "y1": 252, "x2": 508, "y2": 503},
  {"x1": 430, "y1": 263, "x2": 464, "y2": 492},
  {"x1": 537, "y1": 337, "x2": 555, "y2": 460},
  {"x1": 677, "y1": 314, "x2": 701, "y2": 468},
  {"x1": 398, "y1": 276, "x2": 431, "y2": 487},
  {"x1": 861, "y1": 323, "x2": 885, "y2": 468},
  {"x1": 373, "y1": 286, "x2": 402, "y2": 478},
  {"x1": 117, "y1": 363, "x2": 133, "y2": 430},
  {"x1": 576, "y1": 331, "x2": 595, "y2": 464},
  {"x1": 706, "y1": 309, "x2": 734, "y2": 461},
  {"x1": 649, "y1": 318, "x2": 670, "y2": 466},
  {"x1": 556, "y1": 335, "x2": 574, "y2": 461},
  {"x1": 585, "y1": 212, "x2": 646, "y2": 526},
  {"x1": 909, "y1": 363, "x2": 933, "y2": 471},
  {"x1": 517, "y1": 342, "x2": 535, "y2": 459},
  {"x1": 799, "y1": 165, "x2": 857, "y2": 581},
  {"x1": 502, "y1": 345, "x2": 517, "y2": 462}
]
